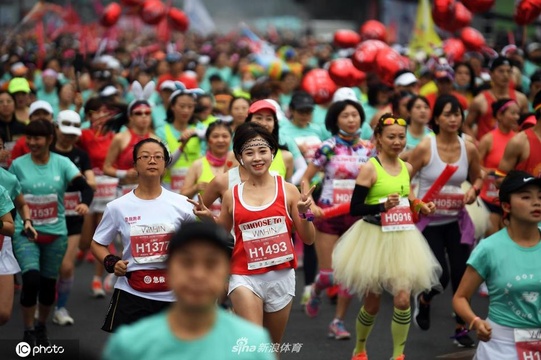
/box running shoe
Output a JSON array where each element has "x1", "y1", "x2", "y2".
[
  {"x1": 452, "y1": 327, "x2": 475, "y2": 347},
  {"x1": 478, "y1": 282, "x2": 488, "y2": 297},
  {"x1": 92, "y1": 279, "x2": 106, "y2": 298},
  {"x1": 53, "y1": 307, "x2": 74, "y2": 326},
  {"x1": 413, "y1": 294, "x2": 430, "y2": 330},
  {"x1": 328, "y1": 319, "x2": 351, "y2": 340},
  {"x1": 305, "y1": 285, "x2": 321, "y2": 318},
  {"x1": 34, "y1": 324, "x2": 50, "y2": 347},
  {"x1": 300, "y1": 285, "x2": 311, "y2": 306},
  {"x1": 327, "y1": 285, "x2": 339, "y2": 304},
  {"x1": 390, "y1": 356, "x2": 405, "y2": 360},
  {"x1": 23, "y1": 330, "x2": 36, "y2": 347},
  {"x1": 351, "y1": 351, "x2": 368, "y2": 360},
  {"x1": 103, "y1": 274, "x2": 117, "y2": 294}
]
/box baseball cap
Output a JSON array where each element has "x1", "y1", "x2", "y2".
[
  {"x1": 248, "y1": 100, "x2": 277, "y2": 115},
  {"x1": 290, "y1": 91, "x2": 315, "y2": 111},
  {"x1": 394, "y1": 72, "x2": 418, "y2": 87},
  {"x1": 99, "y1": 85, "x2": 119, "y2": 98},
  {"x1": 489, "y1": 56, "x2": 511, "y2": 72},
  {"x1": 167, "y1": 221, "x2": 232, "y2": 257},
  {"x1": 8, "y1": 77, "x2": 31, "y2": 94},
  {"x1": 527, "y1": 42, "x2": 541, "y2": 55},
  {"x1": 29, "y1": 100, "x2": 53, "y2": 116},
  {"x1": 520, "y1": 114, "x2": 537, "y2": 130},
  {"x1": 499, "y1": 170, "x2": 541, "y2": 204},
  {"x1": 56, "y1": 110, "x2": 82, "y2": 136},
  {"x1": 332, "y1": 87, "x2": 359, "y2": 103},
  {"x1": 11, "y1": 62, "x2": 28, "y2": 76},
  {"x1": 160, "y1": 80, "x2": 176, "y2": 92}
]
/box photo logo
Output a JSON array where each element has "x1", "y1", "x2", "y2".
[{"x1": 15, "y1": 342, "x2": 31, "y2": 358}]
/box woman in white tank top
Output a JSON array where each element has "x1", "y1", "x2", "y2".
[{"x1": 409, "y1": 95, "x2": 483, "y2": 347}]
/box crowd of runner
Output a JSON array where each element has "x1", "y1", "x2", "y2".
[{"x1": 1, "y1": 24, "x2": 541, "y2": 360}]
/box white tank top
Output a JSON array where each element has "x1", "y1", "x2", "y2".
[{"x1": 228, "y1": 167, "x2": 241, "y2": 190}]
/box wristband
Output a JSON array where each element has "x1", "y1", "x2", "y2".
[
  {"x1": 116, "y1": 169, "x2": 128, "y2": 179},
  {"x1": 379, "y1": 202, "x2": 387, "y2": 213},
  {"x1": 411, "y1": 199, "x2": 425, "y2": 213},
  {"x1": 299, "y1": 209, "x2": 314, "y2": 222},
  {"x1": 469, "y1": 316, "x2": 481, "y2": 330},
  {"x1": 471, "y1": 185, "x2": 480, "y2": 196},
  {"x1": 104, "y1": 254, "x2": 122, "y2": 273},
  {"x1": 24, "y1": 219, "x2": 33, "y2": 226}
]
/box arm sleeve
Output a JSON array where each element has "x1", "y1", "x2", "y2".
[
  {"x1": 350, "y1": 184, "x2": 385, "y2": 216},
  {"x1": 71, "y1": 176, "x2": 94, "y2": 206},
  {"x1": 290, "y1": 156, "x2": 308, "y2": 186}
]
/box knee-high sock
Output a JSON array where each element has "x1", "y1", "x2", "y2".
[
  {"x1": 56, "y1": 276, "x2": 74, "y2": 309},
  {"x1": 391, "y1": 307, "x2": 411, "y2": 357},
  {"x1": 313, "y1": 269, "x2": 333, "y2": 294},
  {"x1": 355, "y1": 306, "x2": 376, "y2": 354}
]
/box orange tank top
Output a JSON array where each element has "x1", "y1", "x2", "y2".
[
  {"x1": 477, "y1": 90, "x2": 516, "y2": 140},
  {"x1": 516, "y1": 128, "x2": 541, "y2": 178}
]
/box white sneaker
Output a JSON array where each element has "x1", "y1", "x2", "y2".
[
  {"x1": 300, "y1": 285, "x2": 311, "y2": 306},
  {"x1": 103, "y1": 274, "x2": 117, "y2": 294},
  {"x1": 53, "y1": 307, "x2": 74, "y2": 326},
  {"x1": 92, "y1": 279, "x2": 106, "y2": 298}
]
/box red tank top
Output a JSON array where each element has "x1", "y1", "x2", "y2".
[
  {"x1": 79, "y1": 129, "x2": 114, "y2": 173},
  {"x1": 516, "y1": 128, "x2": 541, "y2": 178},
  {"x1": 115, "y1": 129, "x2": 150, "y2": 170},
  {"x1": 480, "y1": 128, "x2": 516, "y2": 203},
  {"x1": 476, "y1": 90, "x2": 516, "y2": 140},
  {"x1": 231, "y1": 176, "x2": 296, "y2": 275}
]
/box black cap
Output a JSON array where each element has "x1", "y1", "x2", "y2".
[
  {"x1": 168, "y1": 221, "x2": 233, "y2": 257},
  {"x1": 499, "y1": 170, "x2": 541, "y2": 204},
  {"x1": 489, "y1": 56, "x2": 511, "y2": 72},
  {"x1": 290, "y1": 91, "x2": 315, "y2": 111}
]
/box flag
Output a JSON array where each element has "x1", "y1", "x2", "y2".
[
  {"x1": 408, "y1": 0, "x2": 442, "y2": 56},
  {"x1": 184, "y1": 0, "x2": 216, "y2": 36}
]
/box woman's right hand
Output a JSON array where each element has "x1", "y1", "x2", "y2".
[
  {"x1": 114, "y1": 260, "x2": 129, "y2": 277},
  {"x1": 180, "y1": 129, "x2": 197, "y2": 144},
  {"x1": 475, "y1": 320, "x2": 492, "y2": 342}
]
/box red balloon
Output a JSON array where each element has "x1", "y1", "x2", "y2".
[
  {"x1": 432, "y1": 0, "x2": 455, "y2": 24},
  {"x1": 100, "y1": 3, "x2": 121, "y2": 28},
  {"x1": 121, "y1": 0, "x2": 144, "y2": 6},
  {"x1": 460, "y1": 27, "x2": 486, "y2": 51},
  {"x1": 359, "y1": 20, "x2": 387, "y2": 42},
  {"x1": 301, "y1": 69, "x2": 337, "y2": 105},
  {"x1": 461, "y1": 0, "x2": 495, "y2": 13},
  {"x1": 328, "y1": 59, "x2": 366, "y2": 87},
  {"x1": 375, "y1": 48, "x2": 407, "y2": 86},
  {"x1": 351, "y1": 40, "x2": 388, "y2": 72},
  {"x1": 514, "y1": 0, "x2": 541, "y2": 26},
  {"x1": 333, "y1": 30, "x2": 361, "y2": 49},
  {"x1": 140, "y1": 0, "x2": 166, "y2": 25},
  {"x1": 443, "y1": 38, "x2": 466, "y2": 63},
  {"x1": 168, "y1": 8, "x2": 189, "y2": 32},
  {"x1": 451, "y1": 2, "x2": 472, "y2": 31}
]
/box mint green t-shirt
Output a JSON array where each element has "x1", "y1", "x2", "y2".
[
  {"x1": 468, "y1": 228, "x2": 541, "y2": 328},
  {"x1": 312, "y1": 105, "x2": 328, "y2": 128},
  {"x1": 406, "y1": 127, "x2": 433, "y2": 150},
  {"x1": 0, "y1": 185, "x2": 14, "y2": 216},
  {"x1": 0, "y1": 168, "x2": 22, "y2": 202},
  {"x1": 279, "y1": 120, "x2": 331, "y2": 144},
  {"x1": 103, "y1": 309, "x2": 274, "y2": 360},
  {"x1": 9, "y1": 153, "x2": 80, "y2": 236}
]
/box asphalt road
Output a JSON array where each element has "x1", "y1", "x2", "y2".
[{"x1": 0, "y1": 260, "x2": 488, "y2": 360}]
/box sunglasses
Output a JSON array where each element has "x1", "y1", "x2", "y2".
[
  {"x1": 380, "y1": 117, "x2": 407, "y2": 126},
  {"x1": 132, "y1": 111, "x2": 151, "y2": 117},
  {"x1": 60, "y1": 120, "x2": 81, "y2": 128}
]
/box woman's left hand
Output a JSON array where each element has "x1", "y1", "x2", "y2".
[
  {"x1": 297, "y1": 181, "x2": 316, "y2": 214},
  {"x1": 75, "y1": 204, "x2": 89, "y2": 216},
  {"x1": 24, "y1": 223, "x2": 38, "y2": 241},
  {"x1": 464, "y1": 187, "x2": 477, "y2": 205}
]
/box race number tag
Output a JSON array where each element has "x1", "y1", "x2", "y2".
[
  {"x1": 380, "y1": 197, "x2": 415, "y2": 232},
  {"x1": 433, "y1": 185, "x2": 464, "y2": 216},
  {"x1": 332, "y1": 179, "x2": 356, "y2": 205},
  {"x1": 209, "y1": 200, "x2": 221, "y2": 217},
  {"x1": 25, "y1": 194, "x2": 58, "y2": 225},
  {"x1": 485, "y1": 175, "x2": 499, "y2": 198},
  {"x1": 130, "y1": 223, "x2": 176, "y2": 264},
  {"x1": 94, "y1": 176, "x2": 119, "y2": 202},
  {"x1": 64, "y1": 191, "x2": 81, "y2": 216},
  {"x1": 170, "y1": 168, "x2": 188, "y2": 192},
  {"x1": 240, "y1": 216, "x2": 294, "y2": 270},
  {"x1": 514, "y1": 328, "x2": 541, "y2": 360}
]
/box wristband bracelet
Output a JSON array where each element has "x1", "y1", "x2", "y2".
[
  {"x1": 469, "y1": 316, "x2": 481, "y2": 331},
  {"x1": 299, "y1": 209, "x2": 314, "y2": 222},
  {"x1": 116, "y1": 169, "x2": 128, "y2": 179},
  {"x1": 411, "y1": 199, "x2": 425, "y2": 213},
  {"x1": 471, "y1": 185, "x2": 481, "y2": 196},
  {"x1": 24, "y1": 219, "x2": 33, "y2": 226},
  {"x1": 104, "y1": 254, "x2": 122, "y2": 273}
]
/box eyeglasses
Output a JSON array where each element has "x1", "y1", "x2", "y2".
[
  {"x1": 136, "y1": 154, "x2": 165, "y2": 162},
  {"x1": 380, "y1": 117, "x2": 407, "y2": 126},
  {"x1": 60, "y1": 120, "x2": 80, "y2": 128},
  {"x1": 132, "y1": 111, "x2": 151, "y2": 117}
]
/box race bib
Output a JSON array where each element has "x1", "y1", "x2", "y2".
[
  {"x1": 332, "y1": 179, "x2": 356, "y2": 205},
  {"x1": 130, "y1": 223, "x2": 176, "y2": 264},
  {"x1": 240, "y1": 216, "x2": 294, "y2": 270},
  {"x1": 295, "y1": 136, "x2": 322, "y2": 162},
  {"x1": 210, "y1": 200, "x2": 221, "y2": 217},
  {"x1": 170, "y1": 168, "x2": 188, "y2": 192},
  {"x1": 120, "y1": 184, "x2": 137, "y2": 196},
  {"x1": 94, "y1": 176, "x2": 119, "y2": 202},
  {"x1": 64, "y1": 191, "x2": 81, "y2": 216},
  {"x1": 433, "y1": 185, "x2": 464, "y2": 216},
  {"x1": 380, "y1": 197, "x2": 415, "y2": 232},
  {"x1": 485, "y1": 175, "x2": 499, "y2": 198},
  {"x1": 0, "y1": 141, "x2": 15, "y2": 168},
  {"x1": 514, "y1": 328, "x2": 541, "y2": 360},
  {"x1": 25, "y1": 194, "x2": 58, "y2": 225}
]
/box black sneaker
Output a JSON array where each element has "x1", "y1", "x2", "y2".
[
  {"x1": 34, "y1": 324, "x2": 50, "y2": 347},
  {"x1": 23, "y1": 330, "x2": 37, "y2": 347},
  {"x1": 413, "y1": 294, "x2": 431, "y2": 330},
  {"x1": 452, "y1": 328, "x2": 475, "y2": 348}
]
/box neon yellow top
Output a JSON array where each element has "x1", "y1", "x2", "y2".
[
  {"x1": 269, "y1": 149, "x2": 286, "y2": 179},
  {"x1": 197, "y1": 157, "x2": 215, "y2": 188},
  {"x1": 365, "y1": 157, "x2": 410, "y2": 205},
  {"x1": 163, "y1": 123, "x2": 201, "y2": 184}
]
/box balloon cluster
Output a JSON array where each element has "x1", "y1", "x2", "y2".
[
  {"x1": 514, "y1": 0, "x2": 541, "y2": 26},
  {"x1": 100, "y1": 0, "x2": 189, "y2": 31},
  {"x1": 431, "y1": 0, "x2": 472, "y2": 33}
]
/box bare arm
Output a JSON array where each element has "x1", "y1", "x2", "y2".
[
  {"x1": 83, "y1": 169, "x2": 97, "y2": 190},
  {"x1": 281, "y1": 150, "x2": 294, "y2": 182},
  {"x1": 180, "y1": 160, "x2": 203, "y2": 199},
  {"x1": 0, "y1": 211, "x2": 14, "y2": 237},
  {"x1": 103, "y1": 135, "x2": 124, "y2": 178},
  {"x1": 300, "y1": 162, "x2": 323, "y2": 216},
  {"x1": 465, "y1": 141, "x2": 483, "y2": 204},
  {"x1": 201, "y1": 172, "x2": 228, "y2": 208},
  {"x1": 407, "y1": 137, "x2": 431, "y2": 179},
  {"x1": 498, "y1": 133, "x2": 525, "y2": 175},
  {"x1": 463, "y1": 96, "x2": 482, "y2": 138},
  {"x1": 14, "y1": 194, "x2": 37, "y2": 239},
  {"x1": 286, "y1": 182, "x2": 315, "y2": 245},
  {"x1": 216, "y1": 190, "x2": 234, "y2": 233},
  {"x1": 477, "y1": 133, "x2": 492, "y2": 171}
]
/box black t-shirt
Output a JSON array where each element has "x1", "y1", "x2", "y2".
[
  {"x1": 52, "y1": 146, "x2": 92, "y2": 192},
  {"x1": 0, "y1": 116, "x2": 27, "y2": 142}
]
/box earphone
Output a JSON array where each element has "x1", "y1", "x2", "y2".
[
  {"x1": 240, "y1": 159, "x2": 244, "y2": 166},
  {"x1": 271, "y1": 154, "x2": 274, "y2": 161}
]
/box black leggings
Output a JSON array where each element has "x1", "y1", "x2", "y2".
[
  {"x1": 422, "y1": 221, "x2": 471, "y2": 325},
  {"x1": 303, "y1": 243, "x2": 317, "y2": 285}
]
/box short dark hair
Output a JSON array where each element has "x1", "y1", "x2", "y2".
[
  {"x1": 25, "y1": 119, "x2": 55, "y2": 138},
  {"x1": 233, "y1": 122, "x2": 278, "y2": 162},
  {"x1": 166, "y1": 92, "x2": 196, "y2": 124},
  {"x1": 391, "y1": 91, "x2": 415, "y2": 115},
  {"x1": 205, "y1": 120, "x2": 232, "y2": 141},
  {"x1": 429, "y1": 94, "x2": 464, "y2": 134},
  {"x1": 132, "y1": 138, "x2": 171, "y2": 166},
  {"x1": 324, "y1": 100, "x2": 365, "y2": 135}
]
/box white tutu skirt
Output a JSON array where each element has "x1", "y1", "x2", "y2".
[{"x1": 333, "y1": 220, "x2": 442, "y2": 296}]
